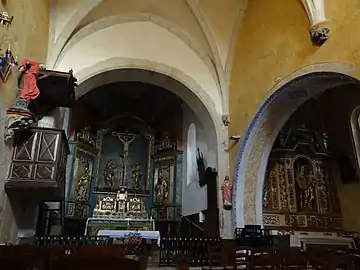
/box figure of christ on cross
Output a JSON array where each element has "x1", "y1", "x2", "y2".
[{"x1": 112, "y1": 132, "x2": 136, "y2": 186}]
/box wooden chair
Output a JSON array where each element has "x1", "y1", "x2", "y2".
[
  {"x1": 251, "y1": 247, "x2": 281, "y2": 269},
  {"x1": 227, "y1": 246, "x2": 251, "y2": 269},
  {"x1": 330, "y1": 250, "x2": 360, "y2": 270},
  {"x1": 206, "y1": 245, "x2": 224, "y2": 269},
  {"x1": 306, "y1": 247, "x2": 336, "y2": 269},
  {"x1": 281, "y1": 247, "x2": 307, "y2": 270},
  {"x1": 5, "y1": 244, "x2": 48, "y2": 270}
]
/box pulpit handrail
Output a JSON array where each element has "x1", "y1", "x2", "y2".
[{"x1": 181, "y1": 215, "x2": 204, "y2": 232}]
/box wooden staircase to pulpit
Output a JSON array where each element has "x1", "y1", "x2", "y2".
[{"x1": 203, "y1": 167, "x2": 219, "y2": 237}]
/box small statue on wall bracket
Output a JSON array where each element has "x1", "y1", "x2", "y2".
[
  {"x1": 221, "y1": 176, "x2": 233, "y2": 210},
  {"x1": 196, "y1": 148, "x2": 207, "y2": 187},
  {"x1": 4, "y1": 58, "x2": 44, "y2": 142}
]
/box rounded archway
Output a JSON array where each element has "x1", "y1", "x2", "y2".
[
  {"x1": 233, "y1": 62, "x2": 360, "y2": 229},
  {"x1": 66, "y1": 66, "x2": 232, "y2": 238},
  {"x1": 51, "y1": 8, "x2": 232, "y2": 237},
  {"x1": 74, "y1": 67, "x2": 221, "y2": 168}
]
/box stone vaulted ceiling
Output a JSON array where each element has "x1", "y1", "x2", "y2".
[{"x1": 48, "y1": 0, "x2": 248, "y2": 89}]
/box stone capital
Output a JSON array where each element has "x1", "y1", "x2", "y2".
[{"x1": 301, "y1": 0, "x2": 329, "y2": 45}]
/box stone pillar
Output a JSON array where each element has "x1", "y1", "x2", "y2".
[
  {"x1": 301, "y1": 0, "x2": 330, "y2": 45},
  {"x1": 218, "y1": 122, "x2": 233, "y2": 239}
]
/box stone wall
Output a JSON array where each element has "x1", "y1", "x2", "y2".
[
  {"x1": 229, "y1": 0, "x2": 360, "y2": 172},
  {"x1": 0, "y1": 0, "x2": 50, "y2": 243}
]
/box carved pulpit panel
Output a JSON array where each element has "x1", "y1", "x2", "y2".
[{"x1": 6, "y1": 128, "x2": 69, "y2": 202}]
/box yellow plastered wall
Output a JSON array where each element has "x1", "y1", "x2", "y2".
[
  {"x1": 0, "y1": 0, "x2": 50, "y2": 110},
  {"x1": 229, "y1": 0, "x2": 360, "y2": 173},
  {"x1": 0, "y1": 0, "x2": 50, "y2": 242},
  {"x1": 229, "y1": 0, "x2": 360, "y2": 233}
]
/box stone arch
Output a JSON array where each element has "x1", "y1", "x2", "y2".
[
  {"x1": 96, "y1": 114, "x2": 154, "y2": 137},
  {"x1": 55, "y1": 20, "x2": 223, "y2": 115},
  {"x1": 73, "y1": 60, "x2": 230, "y2": 237},
  {"x1": 350, "y1": 106, "x2": 360, "y2": 174},
  {"x1": 233, "y1": 62, "x2": 360, "y2": 229},
  {"x1": 74, "y1": 57, "x2": 219, "y2": 124},
  {"x1": 48, "y1": 0, "x2": 104, "y2": 66},
  {"x1": 53, "y1": 13, "x2": 214, "y2": 75}
]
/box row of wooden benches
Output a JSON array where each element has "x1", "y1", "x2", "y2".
[
  {"x1": 0, "y1": 244, "x2": 146, "y2": 270},
  {"x1": 206, "y1": 245, "x2": 360, "y2": 269}
]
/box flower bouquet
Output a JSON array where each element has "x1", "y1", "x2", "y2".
[{"x1": 123, "y1": 232, "x2": 142, "y2": 256}]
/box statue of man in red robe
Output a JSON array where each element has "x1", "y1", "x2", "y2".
[{"x1": 18, "y1": 58, "x2": 40, "y2": 101}]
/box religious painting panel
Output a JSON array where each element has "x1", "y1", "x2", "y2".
[
  {"x1": 95, "y1": 129, "x2": 151, "y2": 193},
  {"x1": 65, "y1": 142, "x2": 97, "y2": 219},
  {"x1": 153, "y1": 163, "x2": 174, "y2": 206},
  {"x1": 292, "y1": 155, "x2": 317, "y2": 213}
]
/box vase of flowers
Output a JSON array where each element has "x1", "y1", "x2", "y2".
[{"x1": 123, "y1": 232, "x2": 142, "y2": 256}]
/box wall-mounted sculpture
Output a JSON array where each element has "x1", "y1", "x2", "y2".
[
  {"x1": 221, "y1": 176, "x2": 233, "y2": 210},
  {"x1": 301, "y1": 0, "x2": 329, "y2": 46},
  {"x1": 4, "y1": 59, "x2": 76, "y2": 142},
  {"x1": 154, "y1": 168, "x2": 169, "y2": 208},
  {"x1": 131, "y1": 162, "x2": 143, "y2": 190},
  {"x1": 4, "y1": 58, "x2": 42, "y2": 141},
  {"x1": 103, "y1": 159, "x2": 116, "y2": 189}
]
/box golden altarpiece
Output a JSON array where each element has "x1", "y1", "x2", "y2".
[
  {"x1": 65, "y1": 118, "x2": 183, "y2": 236},
  {"x1": 263, "y1": 126, "x2": 343, "y2": 231}
]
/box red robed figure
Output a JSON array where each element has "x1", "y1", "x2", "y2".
[{"x1": 19, "y1": 58, "x2": 40, "y2": 101}]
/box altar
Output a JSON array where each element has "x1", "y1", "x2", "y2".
[
  {"x1": 97, "y1": 230, "x2": 161, "y2": 246},
  {"x1": 65, "y1": 116, "x2": 183, "y2": 238},
  {"x1": 85, "y1": 187, "x2": 155, "y2": 235}
]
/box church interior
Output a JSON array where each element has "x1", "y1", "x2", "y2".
[{"x1": 1, "y1": 0, "x2": 360, "y2": 268}]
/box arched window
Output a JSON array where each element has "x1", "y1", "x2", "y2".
[
  {"x1": 350, "y1": 106, "x2": 360, "y2": 173},
  {"x1": 186, "y1": 123, "x2": 197, "y2": 185}
]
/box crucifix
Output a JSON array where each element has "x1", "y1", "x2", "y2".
[{"x1": 112, "y1": 131, "x2": 136, "y2": 186}]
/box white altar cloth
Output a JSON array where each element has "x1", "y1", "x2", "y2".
[{"x1": 97, "y1": 230, "x2": 161, "y2": 246}]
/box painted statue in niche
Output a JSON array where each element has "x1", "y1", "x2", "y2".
[
  {"x1": 221, "y1": 176, "x2": 233, "y2": 210},
  {"x1": 76, "y1": 163, "x2": 92, "y2": 202},
  {"x1": 103, "y1": 160, "x2": 117, "y2": 189},
  {"x1": 294, "y1": 156, "x2": 317, "y2": 212},
  {"x1": 155, "y1": 169, "x2": 169, "y2": 207},
  {"x1": 131, "y1": 162, "x2": 143, "y2": 190}
]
